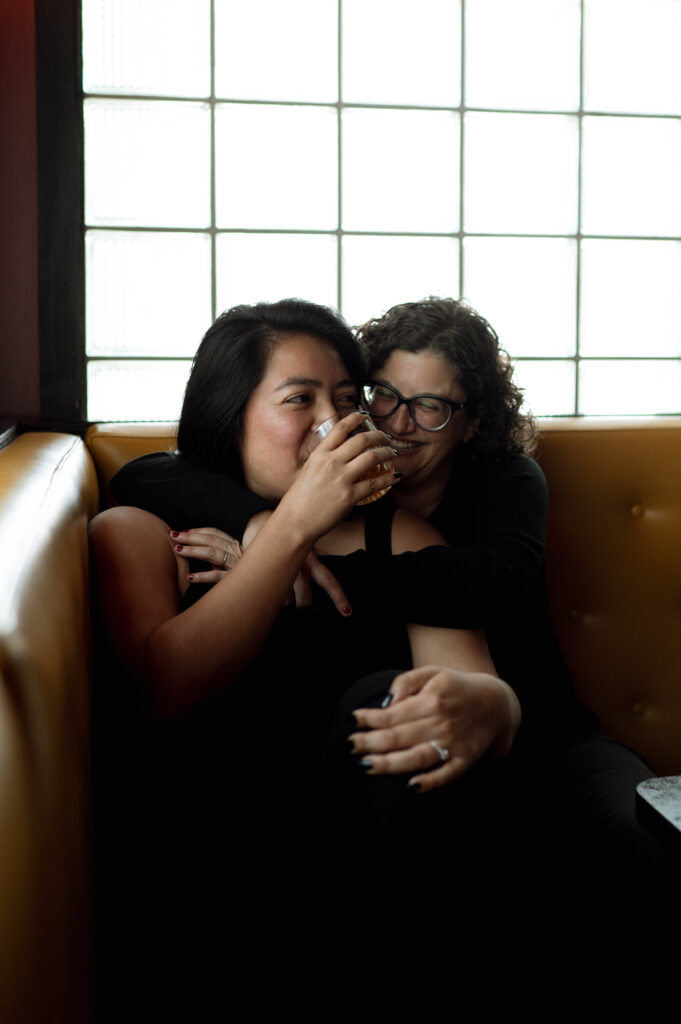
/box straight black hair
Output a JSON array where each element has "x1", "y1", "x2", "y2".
[{"x1": 177, "y1": 298, "x2": 364, "y2": 477}]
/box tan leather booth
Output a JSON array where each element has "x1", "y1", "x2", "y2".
[
  {"x1": 86, "y1": 418, "x2": 681, "y2": 776},
  {"x1": 0, "y1": 433, "x2": 97, "y2": 1024},
  {"x1": 0, "y1": 417, "x2": 680, "y2": 1021}
]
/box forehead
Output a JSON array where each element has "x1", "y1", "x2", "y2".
[
  {"x1": 378, "y1": 349, "x2": 463, "y2": 396},
  {"x1": 262, "y1": 332, "x2": 349, "y2": 382}
]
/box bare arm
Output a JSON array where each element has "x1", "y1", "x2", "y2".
[
  {"x1": 349, "y1": 509, "x2": 522, "y2": 791},
  {"x1": 90, "y1": 505, "x2": 316, "y2": 717},
  {"x1": 90, "y1": 412, "x2": 397, "y2": 718}
]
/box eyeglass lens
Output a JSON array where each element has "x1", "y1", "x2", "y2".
[{"x1": 363, "y1": 383, "x2": 451, "y2": 430}]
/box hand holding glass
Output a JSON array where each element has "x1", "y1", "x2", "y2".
[{"x1": 312, "y1": 411, "x2": 394, "y2": 506}]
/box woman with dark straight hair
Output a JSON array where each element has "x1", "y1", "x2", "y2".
[
  {"x1": 109, "y1": 295, "x2": 676, "y2": 1019},
  {"x1": 92, "y1": 297, "x2": 525, "y2": 1015}
]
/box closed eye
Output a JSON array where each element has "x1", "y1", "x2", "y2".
[{"x1": 414, "y1": 396, "x2": 444, "y2": 412}]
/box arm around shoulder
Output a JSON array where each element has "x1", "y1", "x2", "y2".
[{"x1": 109, "y1": 453, "x2": 271, "y2": 539}]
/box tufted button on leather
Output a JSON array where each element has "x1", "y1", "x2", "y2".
[
  {"x1": 630, "y1": 504, "x2": 645, "y2": 519},
  {"x1": 632, "y1": 702, "x2": 646, "y2": 716}
]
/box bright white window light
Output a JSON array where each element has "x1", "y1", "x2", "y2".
[
  {"x1": 342, "y1": 235, "x2": 459, "y2": 327},
  {"x1": 583, "y1": 0, "x2": 681, "y2": 115},
  {"x1": 87, "y1": 360, "x2": 192, "y2": 422},
  {"x1": 82, "y1": 0, "x2": 211, "y2": 97},
  {"x1": 216, "y1": 233, "x2": 338, "y2": 312},
  {"x1": 581, "y1": 117, "x2": 681, "y2": 237},
  {"x1": 466, "y1": 0, "x2": 581, "y2": 111},
  {"x1": 214, "y1": 0, "x2": 338, "y2": 102},
  {"x1": 464, "y1": 113, "x2": 579, "y2": 234},
  {"x1": 342, "y1": 108, "x2": 460, "y2": 233},
  {"x1": 86, "y1": 230, "x2": 212, "y2": 357},
  {"x1": 513, "y1": 360, "x2": 576, "y2": 417},
  {"x1": 579, "y1": 360, "x2": 681, "y2": 415},
  {"x1": 81, "y1": 0, "x2": 681, "y2": 420},
  {"x1": 343, "y1": 0, "x2": 461, "y2": 107},
  {"x1": 463, "y1": 237, "x2": 577, "y2": 358},
  {"x1": 84, "y1": 99, "x2": 211, "y2": 228},
  {"x1": 580, "y1": 241, "x2": 681, "y2": 358},
  {"x1": 215, "y1": 104, "x2": 338, "y2": 230}
]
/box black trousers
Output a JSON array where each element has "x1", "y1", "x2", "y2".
[
  {"x1": 319, "y1": 671, "x2": 678, "y2": 1019},
  {"x1": 97, "y1": 670, "x2": 677, "y2": 1021}
]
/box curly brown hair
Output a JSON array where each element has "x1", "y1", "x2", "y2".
[{"x1": 356, "y1": 297, "x2": 536, "y2": 463}]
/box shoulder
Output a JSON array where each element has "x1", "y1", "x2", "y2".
[
  {"x1": 89, "y1": 506, "x2": 176, "y2": 579},
  {"x1": 449, "y1": 454, "x2": 547, "y2": 502},
  {"x1": 390, "y1": 508, "x2": 447, "y2": 555}
]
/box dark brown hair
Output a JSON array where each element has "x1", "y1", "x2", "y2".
[{"x1": 357, "y1": 297, "x2": 536, "y2": 463}]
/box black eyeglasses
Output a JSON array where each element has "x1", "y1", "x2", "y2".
[{"x1": 362, "y1": 381, "x2": 467, "y2": 432}]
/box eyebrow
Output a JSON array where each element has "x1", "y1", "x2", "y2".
[{"x1": 275, "y1": 377, "x2": 356, "y2": 391}]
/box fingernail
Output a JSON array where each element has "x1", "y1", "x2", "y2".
[
  {"x1": 170, "y1": 531, "x2": 180, "y2": 538},
  {"x1": 407, "y1": 780, "x2": 421, "y2": 793},
  {"x1": 380, "y1": 693, "x2": 393, "y2": 708},
  {"x1": 393, "y1": 471, "x2": 403, "y2": 480},
  {"x1": 346, "y1": 738, "x2": 356, "y2": 754},
  {"x1": 187, "y1": 574, "x2": 195, "y2": 582},
  {"x1": 384, "y1": 433, "x2": 393, "y2": 440},
  {"x1": 341, "y1": 605, "x2": 352, "y2": 616},
  {"x1": 359, "y1": 758, "x2": 373, "y2": 770},
  {"x1": 175, "y1": 544, "x2": 183, "y2": 551},
  {"x1": 391, "y1": 448, "x2": 399, "y2": 456}
]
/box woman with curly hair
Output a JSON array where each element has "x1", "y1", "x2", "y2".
[{"x1": 109, "y1": 296, "x2": 670, "y2": 1017}]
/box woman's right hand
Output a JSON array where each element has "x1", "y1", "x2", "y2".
[{"x1": 276, "y1": 411, "x2": 398, "y2": 541}]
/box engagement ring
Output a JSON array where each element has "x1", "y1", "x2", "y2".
[{"x1": 428, "y1": 739, "x2": 450, "y2": 763}]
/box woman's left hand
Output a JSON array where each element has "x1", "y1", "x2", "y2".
[
  {"x1": 171, "y1": 527, "x2": 243, "y2": 584},
  {"x1": 348, "y1": 666, "x2": 521, "y2": 793}
]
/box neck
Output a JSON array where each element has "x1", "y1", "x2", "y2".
[{"x1": 391, "y1": 476, "x2": 447, "y2": 520}]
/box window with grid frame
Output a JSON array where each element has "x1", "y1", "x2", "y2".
[{"x1": 82, "y1": 0, "x2": 681, "y2": 422}]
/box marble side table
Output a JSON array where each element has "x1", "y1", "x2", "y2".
[{"x1": 636, "y1": 776, "x2": 681, "y2": 857}]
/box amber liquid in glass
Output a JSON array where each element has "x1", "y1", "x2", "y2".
[{"x1": 356, "y1": 459, "x2": 394, "y2": 505}]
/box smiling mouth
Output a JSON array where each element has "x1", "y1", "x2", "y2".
[{"x1": 391, "y1": 439, "x2": 421, "y2": 453}]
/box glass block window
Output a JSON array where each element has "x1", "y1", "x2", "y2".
[{"x1": 82, "y1": 0, "x2": 681, "y2": 421}]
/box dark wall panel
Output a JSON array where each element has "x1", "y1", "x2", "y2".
[{"x1": 0, "y1": 0, "x2": 40, "y2": 420}]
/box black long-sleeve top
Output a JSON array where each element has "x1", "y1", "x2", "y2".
[{"x1": 110, "y1": 451, "x2": 597, "y2": 740}]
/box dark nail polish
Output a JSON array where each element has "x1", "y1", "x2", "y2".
[
  {"x1": 393, "y1": 471, "x2": 403, "y2": 480},
  {"x1": 170, "y1": 531, "x2": 180, "y2": 538},
  {"x1": 359, "y1": 758, "x2": 373, "y2": 769},
  {"x1": 175, "y1": 544, "x2": 184, "y2": 551},
  {"x1": 187, "y1": 574, "x2": 195, "y2": 582},
  {"x1": 380, "y1": 693, "x2": 393, "y2": 708},
  {"x1": 341, "y1": 605, "x2": 352, "y2": 616},
  {"x1": 408, "y1": 780, "x2": 421, "y2": 793}
]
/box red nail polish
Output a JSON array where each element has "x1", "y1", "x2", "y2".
[
  {"x1": 187, "y1": 574, "x2": 194, "y2": 582},
  {"x1": 341, "y1": 605, "x2": 352, "y2": 616},
  {"x1": 175, "y1": 544, "x2": 183, "y2": 551},
  {"x1": 170, "y1": 531, "x2": 180, "y2": 538}
]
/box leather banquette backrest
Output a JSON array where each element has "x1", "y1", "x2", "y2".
[
  {"x1": 84, "y1": 417, "x2": 681, "y2": 776},
  {"x1": 536, "y1": 418, "x2": 681, "y2": 776},
  {"x1": 0, "y1": 432, "x2": 98, "y2": 1024}
]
